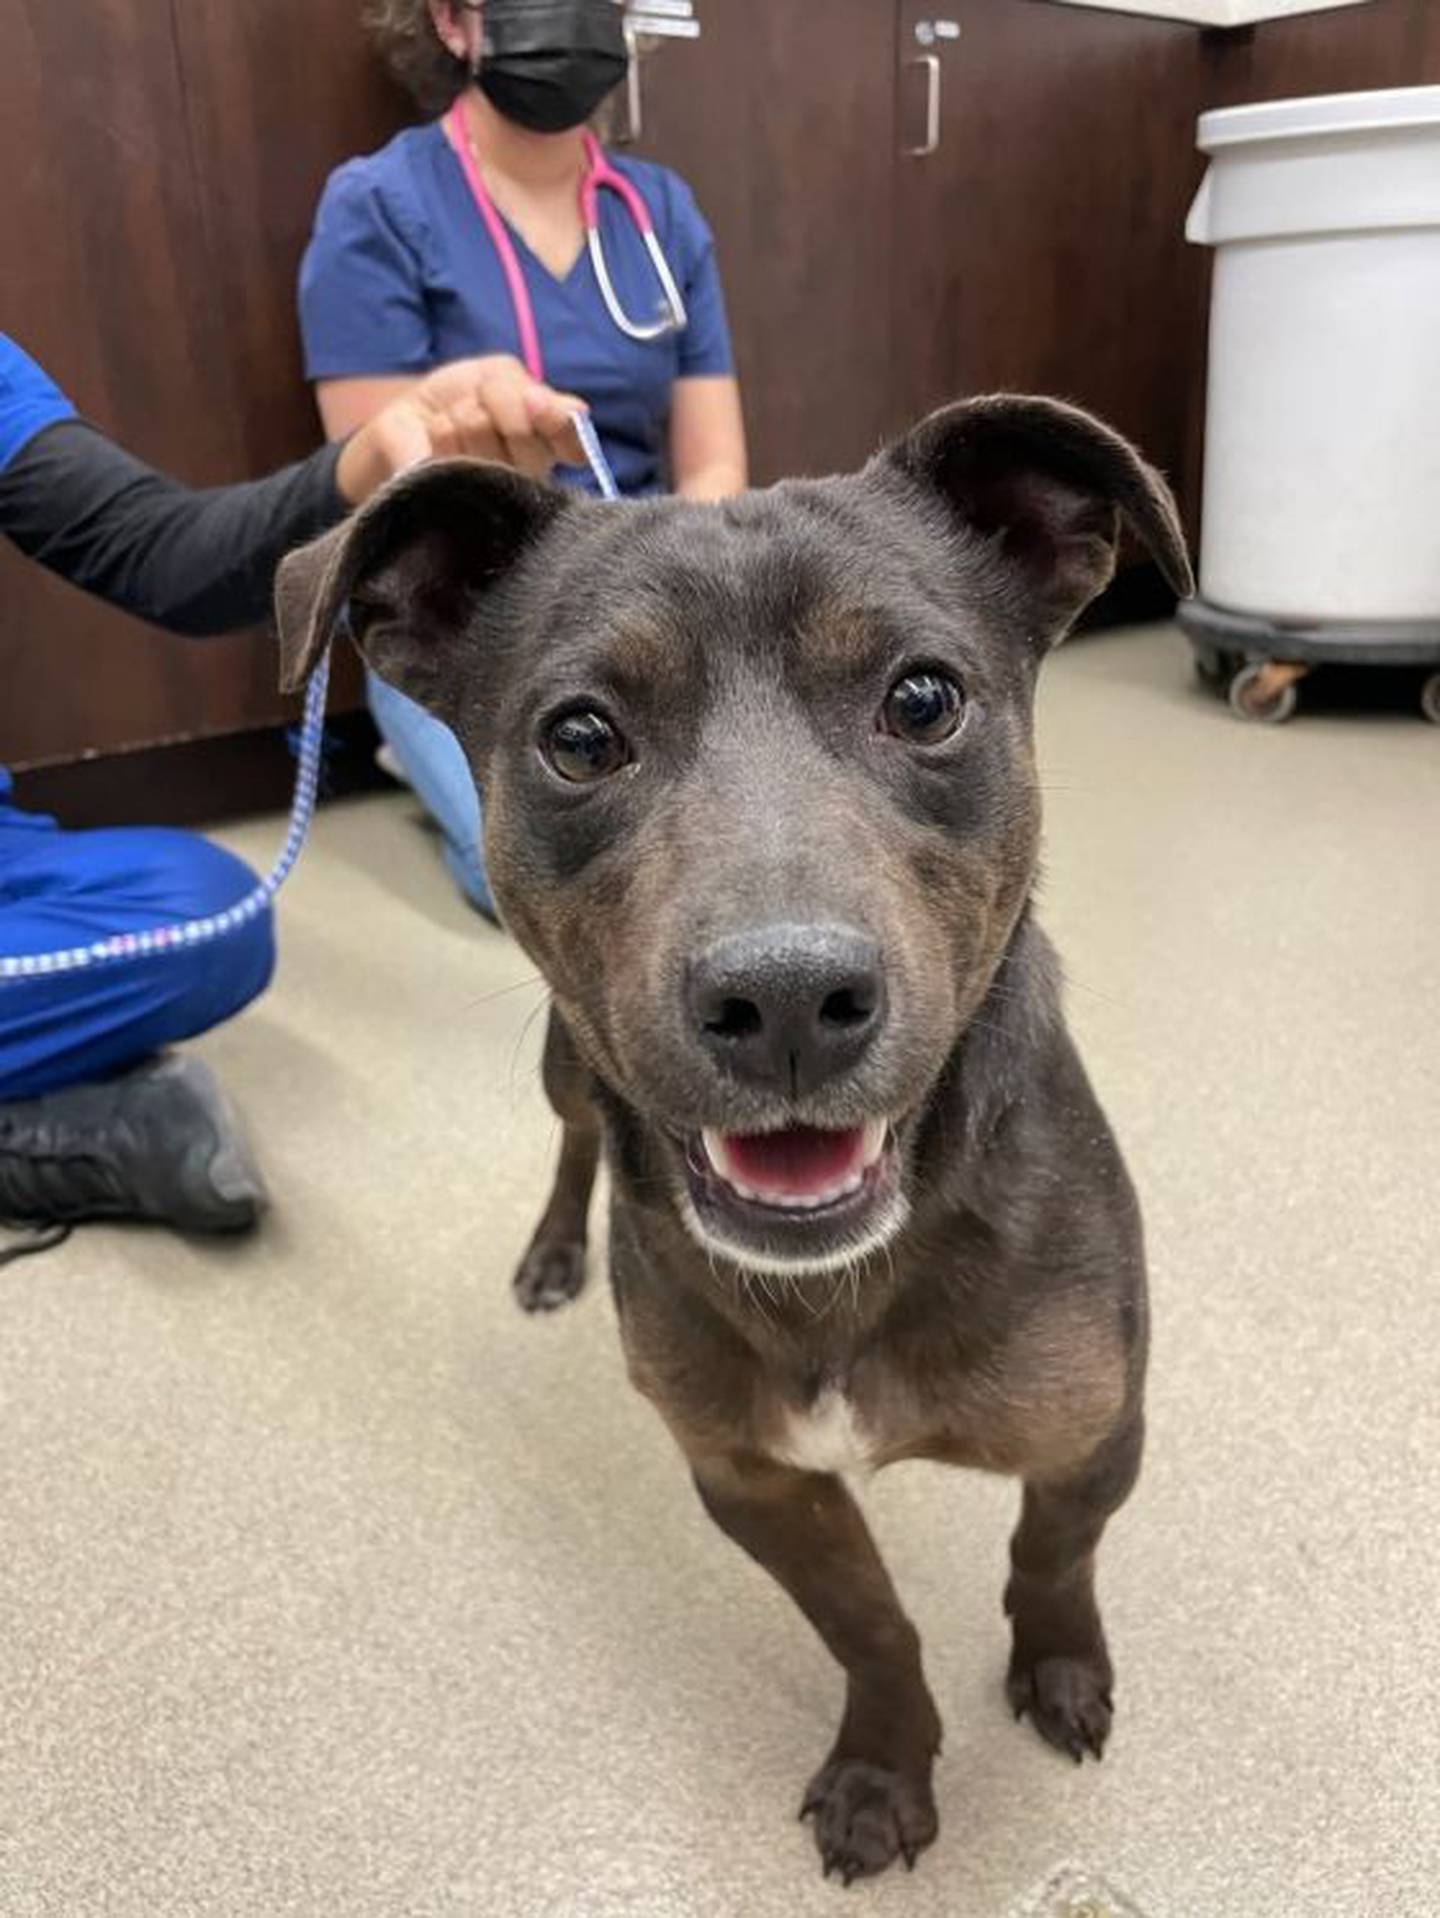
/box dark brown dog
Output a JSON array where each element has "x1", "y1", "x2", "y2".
[{"x1": 277, "y1": 397, "x2": 1192, "y2": 1885}]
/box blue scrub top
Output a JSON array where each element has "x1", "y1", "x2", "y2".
[
  {"x1": 299, "y1": 122, "x2": 735, "y2": 500},
  {"x1": 0, "y1": 335, "x2": 76, "y2": 473}
]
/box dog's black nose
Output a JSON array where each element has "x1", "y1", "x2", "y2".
[{"x1": 688, "y1": 924, "x2": 886, "y2": 1096}]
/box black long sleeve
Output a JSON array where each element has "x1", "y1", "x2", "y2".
[{"x1": 0, "y1": 420, "x2": 347, "y2": 637}]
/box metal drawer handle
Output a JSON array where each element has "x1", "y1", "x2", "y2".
[
  {"x1": 614, "y1": 2, "x2": 703, "y2": 143},
  {"x1": 624, "y1": 19, "x2": 643, "y2": 141},
  {"x1": 904, "y1": 53, "x2": 941, "y2": 158}
]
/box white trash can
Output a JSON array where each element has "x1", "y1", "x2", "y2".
[{"x1": 1187, "y1": 86, "x2": 1440, "y2": 625}]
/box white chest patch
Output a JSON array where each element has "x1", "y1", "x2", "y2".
[{"x1": 769, "y1": 1390, "x2": 876, "y2": 1476}]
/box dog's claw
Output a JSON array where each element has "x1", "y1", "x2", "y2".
[
  {"x1": 1008, "y1": 1653, "x2": 1114, "y2": 1764},
  {"x1": 802, "y1": 1756, "x2": 938, "y2": 1885}
]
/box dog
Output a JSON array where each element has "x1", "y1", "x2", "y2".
[{"x1": 276, "y1": 396, "x2": 1192, "y2": 1885}]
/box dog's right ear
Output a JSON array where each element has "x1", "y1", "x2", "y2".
[{"x1": 275, "y1": 459, "x2": 571, "y2": 726}]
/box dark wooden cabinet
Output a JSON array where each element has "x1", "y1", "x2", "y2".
[
  {"x1": 169, "y1": 1, "x2": 412, "y2": 480},
  {"x1": 637, "y1": 0, "x2": 1437, "y2": 509},
  {"x1": 630, "y1": 0, "x2": 1210, "y2": 493},
  {"x1": 889, "y1": 2, "x2": 1213, "y2": 505},
  {"x1": 0, "y1": 0, "x2": 406, "y2": 775},
  {"x1": 4, "y1": 0, "x2": 1437, "y2": 811},
  {"x1": 1, "y1": 0, "x2": 252, "y2": 769},
  {"x1": 629, "y1": 0, "x2": 902, "y2": 483}
]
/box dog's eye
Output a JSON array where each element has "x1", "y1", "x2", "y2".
[
  {"x1": 543, "y1": 708, "x2": 629, "y2": 783},
  {"x1": 881, "y1": 671, "x2": 965, "y2": 745}
]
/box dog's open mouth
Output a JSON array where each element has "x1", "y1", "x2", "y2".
[
  {"x1": 701, "y1": 1120, "x2": 888, "y2": 1210},
  {"x1": 682, "y1": 1120, "x2": 906, "y2": 1274}
]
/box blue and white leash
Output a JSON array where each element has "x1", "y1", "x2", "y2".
[
  {"x1": 0, "y1": 654, "x2": 331, "y2": 985},
  {"x1": 0, "y1": 424, "x2": 621, "y2": 984},
  {"x1": 572, "y1": 409, "x2": 621, "y2": 500}
]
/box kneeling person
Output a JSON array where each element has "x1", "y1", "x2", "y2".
[{"x1": 0, "y1": 336, "x2": 582, "y2": 1253}]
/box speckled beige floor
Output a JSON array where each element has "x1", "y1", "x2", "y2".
[{"x1": 2, "y1": 627, "x2": 1436, "y2": 1918}]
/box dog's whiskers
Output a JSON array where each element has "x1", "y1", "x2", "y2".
[
  {"x1": 1063, "y1": 973, "x2": 1126, "y2": 1011},
  {"x1": 504, "y1": 994, "x2": 553, "y2": 1109},
  {"x1": 742, "y1": 1269, "x2": 779, "y2": 1330},
  {"x1": 879, "y1": 1237, "x2": 897, "y2": 1299},
  {"x1": 452, "y1": 971, "x2": 548, "y2": 1016}
]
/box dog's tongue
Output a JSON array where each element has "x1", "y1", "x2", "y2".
[{"x1": 702, "y1": 1121, "x2": 886, "y2": 1206}]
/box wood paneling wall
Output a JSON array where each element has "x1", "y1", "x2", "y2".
[{"x1": 1205, "y1": 0, "x2": 1439, "y2": 103}]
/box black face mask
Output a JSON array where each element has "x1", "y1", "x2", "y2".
[{"x1": 476, "y1": 0, "x2": 629, "y2": 136}]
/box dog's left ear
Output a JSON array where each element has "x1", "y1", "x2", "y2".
[{"x1": 883, "y1": 395, "x2": 1194, "y2": 641}]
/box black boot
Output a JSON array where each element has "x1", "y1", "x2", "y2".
[{"x1": 0, "y1": 1054, "x2": 267, "y2": 1239}]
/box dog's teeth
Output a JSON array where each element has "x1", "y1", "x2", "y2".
[
  {"x1": 700, "y1": 1127, "x2": 730, "y2": 1178},
  {"x1": 777, "y1": 1171, "x2": 867, "y2": 1211},
  {"x1": 700, "y1": 1124, "x2": 886, "y2": 1213}
]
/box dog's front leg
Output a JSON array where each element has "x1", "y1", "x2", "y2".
[
  {"x1": 693, "y1": 1455, "x2": 942, "y2": 1884},
  {"x1": 1004, "y1": 1415, "x2": 1143, "y2": 1762},
  {"x1": 513, "y1": 1008, "x2": 600, "y2": 1312}
]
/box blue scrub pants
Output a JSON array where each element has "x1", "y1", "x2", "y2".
[
  {"x1": 366, "y1": 670, "x2": 494, "y2": 917},
  {"x1": 0, "y1": 774, "x2": 274, "y2": 1101}
]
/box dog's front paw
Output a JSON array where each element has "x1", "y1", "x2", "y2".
[
  {"x1": 800, "y1": 1758, "x2": 938, "y2": 1885},
  {"x1": 512, "y1": 1240, "x2": 588, "y2": 1313},
  {"x1": 1007, "y1": 1654, "x2": 1113, "y2": 1762}
]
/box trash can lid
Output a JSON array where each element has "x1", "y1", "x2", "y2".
[{"x1": 1199, "y1": 84, "x2": 1440, "y2": 152}]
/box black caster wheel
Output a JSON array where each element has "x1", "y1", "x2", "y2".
[
  {"x1": 1421, "y1": 672, "x2": 1440, "y2": 726},
  {"x1": 1192, "y1": 642, "x2": 1234, "y2": 692},
  {"x1": 1229, "y1": 660, "x2": 1300, "y2": 725}
]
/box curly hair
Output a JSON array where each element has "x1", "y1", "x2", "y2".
[
  {"x1": 364, "y1": 0, "x2": 471, "y2": 116},
  {"x1": 364, "y1": 1, "x2": 645, "y2": 127}
]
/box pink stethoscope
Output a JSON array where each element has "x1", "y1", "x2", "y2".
[{"x1": 444, "y1": 104, "x2": 688, "y2": 382}]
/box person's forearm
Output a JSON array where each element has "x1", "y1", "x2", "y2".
[
  {"x1": 677, "y1": 463, "x2": 747, "y2": 502},
  {"x1": 669, "y1": 375, "x2": 748, "y2": 503},
  {"x1": 0, "y1": 421, "x2": 347, "y2": 637}
]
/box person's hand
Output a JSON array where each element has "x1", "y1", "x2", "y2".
[{"x1": 335, "y1": 355, "x2": 589, "y2": 504}]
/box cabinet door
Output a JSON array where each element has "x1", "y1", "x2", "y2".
[
  {"x1": 890, "y1": 0, "x2": 1211, "y2": 526},
  {"x1": 170, "y1": 0, "x2": 408, "y2": 480},
  {"x1": 0, "y1": 0, "x2": 404, "y2": 773},
  {"x1": 629, "y1": 0, "x2": 902, "y2": 484},
  {"x1": 0, "y1": 0, "x2": 246, "y2": 769}
]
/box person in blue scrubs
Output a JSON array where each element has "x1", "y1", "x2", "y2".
[
  {"x1": 0, "y1": 337, "x2": 583, "y2": 1254},
  {"x1": 300, "y1": 0, "x2": 748, "y2": 914}
]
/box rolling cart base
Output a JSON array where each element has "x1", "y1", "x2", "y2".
[{"x1": 1178, "y1": 598, "x2": 1440, "y2": 724}]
